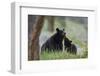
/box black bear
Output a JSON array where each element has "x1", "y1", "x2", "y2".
[
  {"x1": 64, "y1": 37, "x2": 77, "y2": 54},
  {"x1": 41, "y1": 28, "x2": 66, "y2": 52}
]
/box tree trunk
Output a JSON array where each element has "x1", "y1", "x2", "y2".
[{"x1": 29, "y1": 16, "x2": 44, "y2": 60}]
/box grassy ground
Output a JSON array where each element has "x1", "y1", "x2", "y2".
[{"x1": 40, "y1": 50, "x2": 88, "y2": 60}]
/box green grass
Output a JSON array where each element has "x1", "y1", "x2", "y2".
[{"x1": 40, "y1": 50, "x2": 88, "y2": 60}]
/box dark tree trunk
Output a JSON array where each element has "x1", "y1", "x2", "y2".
[{"x1": 29, "y1": 16, "x2": 44, "y2": 60}]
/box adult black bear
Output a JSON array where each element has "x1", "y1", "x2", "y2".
[
  {"x1": 64, "y1": 37, "x2": 77, "y2": 54},
  {"x1": 41, "y1": 28, "x2": 66, "y2": 52}
]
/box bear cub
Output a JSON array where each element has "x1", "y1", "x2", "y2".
[{"x1": 64, "y1": 37, "x2": 77, "y2": 54}]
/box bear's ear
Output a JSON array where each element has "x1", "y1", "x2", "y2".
[
  {"x1": 56, "y1": 28, "x2": 59, "y2": 32},
  {"x1": 70, "y1": 41, "x2": 72, "y2": 43},
  {"x1": 63, "y1": 28, "x2": 65, "y2": 31}
]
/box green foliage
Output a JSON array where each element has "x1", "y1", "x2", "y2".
[{"x1": 40, "y1": 50, "x2": 88, "y2": 60}]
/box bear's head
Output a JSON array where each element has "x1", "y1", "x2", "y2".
[
  {"x1": 54, "y1": 28, "x2": 66, "y2": 43},
  {"x1": 56, "y1": 28, "x2": 66, "y2": 38},
  {"x1": 64, "y1": 37, "x2": 72, "y2": 48}
]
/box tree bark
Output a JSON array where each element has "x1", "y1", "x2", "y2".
[{"x1": 29, "y1": 16, "x2": 44, "y2": 60}]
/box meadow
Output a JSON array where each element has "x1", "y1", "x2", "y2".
[{"x1": 40, "y1": 50, "x2": 88, "y2": 60}]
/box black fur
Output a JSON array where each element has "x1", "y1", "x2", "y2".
[
  {"x1": 64, "y1": 37, "x2": 77, "y2": 54},
  {"x1": 41, "y1": 28, "x2": 66, "y2": 52}
]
